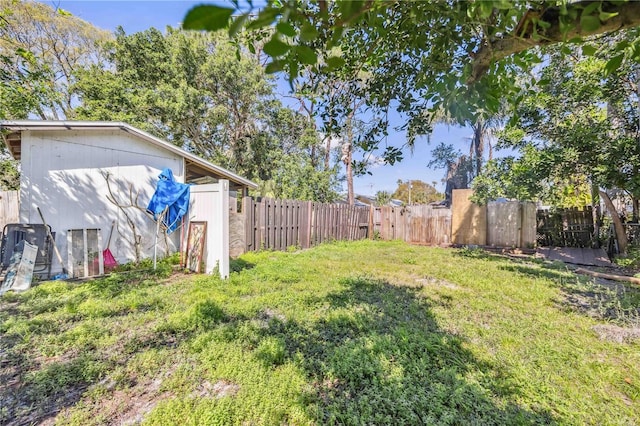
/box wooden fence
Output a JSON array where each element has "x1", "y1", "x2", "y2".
[
  {"x1": 537, "y1": 207, "x2": 594, "y2": 247},
  {"x1": 242, "y1": 197, "x2": 370, "y2": 251},
  {"x1": 451, "y1": 189, "x2": 537, "y2": 248},
  {"x1": 0, "y1": 191, "x2": 19, "y2": 232},
  {"x1": 233, "y1": 192, "x2": 539, "y2": 255},
  {"x1": 373, "y1": 205, "x2": 451, "y2": 246},
  {"x1": 487, "y1": 201, "x2": 537, "y2": 248}
]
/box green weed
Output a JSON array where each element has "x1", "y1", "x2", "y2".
[{"x1": 0, "y1": 241, "x2": 638, "y2": 424}]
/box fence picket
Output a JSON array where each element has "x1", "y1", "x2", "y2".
[{"x1": 242, "y1": 197, "x2": 458, "y2": 253}]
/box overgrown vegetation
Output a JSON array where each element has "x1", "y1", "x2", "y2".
[{"x1": 1, "y1": 241, "x2": 639, "y2": 424}]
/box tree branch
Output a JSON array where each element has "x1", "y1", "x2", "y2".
[{"x1": 468, "y1": 2, "x2": 640, "y2": 84}]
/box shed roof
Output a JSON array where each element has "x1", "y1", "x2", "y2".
[{"x1": 0, "y1": 120, "x2": 258, "y2": 190}]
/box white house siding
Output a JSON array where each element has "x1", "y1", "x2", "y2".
[{"x1": 19, "y1": 129, "x2": 185, "y2": 273}]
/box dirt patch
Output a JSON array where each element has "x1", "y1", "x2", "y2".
[
  {"x1": 415, "y1": 277, "x2": 460, "y2": 290},
  {"x1": 191, "y1": 379, "x2": 240, "y2": 399},
  {"x1": 592, "y1": 324, "x2": 640, "y2": 343},
  {"x1": 314, "y1": 378, "x2": 347, "y2": 404},
  {"x1": 255, "y1": 308, "x2": 286, "y2": 328},
  {"x1": 50, "y1": 374, "x2": 174, "y2": 426},
  {"x1": 117, "y1": 381, "x2": 173, "y2": 426}
]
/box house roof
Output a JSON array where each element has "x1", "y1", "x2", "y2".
[{"x1": 0, "y1": 120, "x2": 258, "y2": 190}]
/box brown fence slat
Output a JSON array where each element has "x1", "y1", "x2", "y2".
[{"x1": 242, "y1": 197, "x2": 455, "y2": 252}]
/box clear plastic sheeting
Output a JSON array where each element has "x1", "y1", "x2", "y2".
[
  {"x1": 0, "y1": 241, "x2": 38, "y2": 295},
  {"x1": 67, "y1": 228, "x2": 103, "y2": 278}
]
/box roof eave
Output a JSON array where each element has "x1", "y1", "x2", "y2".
[{"x1": 0, "y1": 120, "x2": 258, "y2": 189}]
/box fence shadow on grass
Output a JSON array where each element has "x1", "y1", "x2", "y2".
[
  {"x1": 452, "y1": 247, "x2": 517, "y2": 263},
  {"x1": 260, "y1": 276, "x2": 558, "y2": 424}
]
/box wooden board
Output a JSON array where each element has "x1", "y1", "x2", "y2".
[
  {"x1": 186, "y1": 221, "x2": 207, "y2": 273},
  {"x1": 0, "y1": 190, "x2": 19, "y2": 232},
  {"x1": 536, "y1": 247, "x2": 611, "y2": 267},
  {"x1": 451, "y1": 189, "x2": 486, "y2": 245}
]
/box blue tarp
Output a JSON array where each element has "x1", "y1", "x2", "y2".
[{"x1": 147, "y1": 168, "x2": 190, "y2": 234}]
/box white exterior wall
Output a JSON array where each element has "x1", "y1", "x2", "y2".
[
  {"x1": 19, "y1": 129, "x2": 185, "y2": 274},
  {"x1": 190, "y1": 182, "x2": 229, "y2": 278}
]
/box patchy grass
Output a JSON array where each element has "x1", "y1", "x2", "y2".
[{"x1": 1, "y1": 240, "x2": 639, "y2": 425}]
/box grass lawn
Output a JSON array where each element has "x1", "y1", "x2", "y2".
[{"x1": 1, "y1": 240, "x2": 639, "y2": 425}]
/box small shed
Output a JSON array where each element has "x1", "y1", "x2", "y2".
[{"x1": 0, "y1": 120, "x2": 257, "y2": 278}]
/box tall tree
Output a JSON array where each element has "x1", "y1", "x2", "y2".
[
  {"x1": 74, "y1": 27, "x2": 339, "y2": 201},
  {"x1": 392, "y1": 179, "x2": 443, "y2": 205},
  {"x1": 0, "y1": 0, "x2": 111, "y2": 119},
  {"x1": 0, "y1": 0, "x2": 109, "y2": 189},
  {"x1": 474, "y1": 35, "x2": 640, "y2": 252}
]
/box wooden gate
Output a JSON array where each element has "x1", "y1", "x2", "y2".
[{"x1": 373, "y1": 205, "x2": 451, "y2": 245}]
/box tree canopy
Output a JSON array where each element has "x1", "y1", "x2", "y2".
[
  {"x1": 473, "y1": 32, "x2": 640, "y2": 207},
  {"x1": 392, "y1": 180, "x2": 443, "y2": 205},
  {"x1": 0, "y1": 0, "x2": 111, "y2": 120},
  {"x1": 184, "y1": 1, "x2": 640, "y2": 129},
  {"x1": 0, "y1": 2, "x2": 342, "y2": 200},
  {"x1": 73, "y1": 26, "x2": 340, "y2": 201}
]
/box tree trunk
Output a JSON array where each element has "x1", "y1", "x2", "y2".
[
  {"x1": 590, "y1": 182, "x2": 600, "y2": 248},
  {"x1": 324, "y1": 136, "x2": 331, "y2": 171},
  {"x1": 600, "y1": 190, "x2": 628, "y2": 255},
  {"x1": 343, "y1": 113, "x2": 354, "y2": 205},
  {"x1": 472, "y1": 120, "x2": 484, "y2": 177}
]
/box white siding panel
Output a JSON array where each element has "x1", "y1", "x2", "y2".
[
  {"x1": 20, "y1": 129, "x2": 184, "y2": 273},
  {"x1": 190, "y1": 182, "x2": 229, "y2": 278}
]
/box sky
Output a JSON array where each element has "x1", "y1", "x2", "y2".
[{"x1": 40, "y1": 0, "x2": 487, "y2": 196}]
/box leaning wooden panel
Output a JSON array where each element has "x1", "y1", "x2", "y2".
[
  {"x1": 229, "y1": 211, "x2": 246, "y2": 258},
  {"x1": 451, "y1": 189, "x2": 487, "y2": 245}
]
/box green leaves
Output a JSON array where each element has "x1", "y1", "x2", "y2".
[
  {"x1": 276, "y1": 22, "x2": 296, "y2": 37},
  {"x1": 299, "y1": 23, "x2": 319, "y2": 42},
  {"x1": 580, "y1": 15, "x2": 601, "y2": 32},
  {"x1": 265, "y1": 60, "x2": 285, "y2": 74},
  {"x1": 295, "y1": 46, "x2": 317, "y2": 65},
  {"x1": 599, "y1": 11, "x2": 618, "y2": 21},
  {"x1": 581, "y1": 2, "x2": 600, "y2": 17},
  {"x1": 605, "y1": 54, "x2": 624, "y2": 75},
  {"x1": 576, "y1": 1, "x2": 618, "y2": 33},
  {"x1": 246, "y1": 7, "x2": 281, "y2": 30},
  {"x1": 325, "y1": 56, "x2": 345, "y2": 70},
  {"x1": 229, "y1": 12, "x2": 250, "y2": 37},
  {"x1": 182, "y1": 5, "x2": 234, "y2": 31},
  {"x1": 263, "y1": 38, "x2": 291, "y2": 57}
]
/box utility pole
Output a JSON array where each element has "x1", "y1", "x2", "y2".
[{"x1": 408, "y1": 180, "x2": 412, "y2": 206}]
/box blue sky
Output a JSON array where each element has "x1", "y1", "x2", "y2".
[{"x1": 43, "y1": 0, "x2": 485, "y2": 196}]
